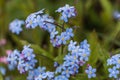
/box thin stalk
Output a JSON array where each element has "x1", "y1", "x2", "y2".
[
  {"x1": 61, "y1": 22, "x2": 65, "y2": 55},
  {"x1": 44, "y1": 21, "x2": 65, "y2": 30}
]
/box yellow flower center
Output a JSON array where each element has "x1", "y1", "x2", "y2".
[
  {"x1": 29, "y1": 20, "x2": 32, "y2": 25},
  {"x1": 118, "y1": 59, "x2": 120, "y2": 64}
]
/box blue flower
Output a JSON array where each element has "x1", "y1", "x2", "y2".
[
  {"x1": 8, "y1": 64, "x2": 16, "y2": 71},
  {"x1": 27, "y1": 67, "x2": 46, "y2": 80},
  {"x1": 36, "y1": 14, "x2": 55, "y2": 32},
  {"x1": 113, "y1": 11, "x2": 120, "y2": 20},
  {"x1": 85, "y1": 66, "x2": 96, "y2": 78},
  {"x1": 9, "y1": 19, "x2": 24, "y2": 34},
  {"x1": 54, "y1": 75, "x2": 68, "y2": 80},
  {"x1": 68, "y1": 40, "x2": 77, "y2": 51},
  {"x1": 25, "y1": 9, "x2": 44, "y2": 29},
  {"x1": 108, "y1": 67, "x2": 119, "y2": 78},
  {"x1": 50, "y1": 28, "x2": 58, "y2": 39},
  {"x1": 22, "y1": 45, "x2": 35, "y2": 60},
  {"x1": 46, "y1": 71, "x2": 54, "y2": 79},
  {"x1": 65, "y1": 28, "x2": 74, "y2": 39},
  {"x1": 56, "y1": 4, "x2": 76, "y2": 22},
  {"x1": 61, "y1": 67, "x2": 73, "y2": 78},
  {"x1": 55, "y1": 65, "x2": 63, "y2": 74},
  {"x1": 107, "y1": 54, "x2": 120, "y2": 69},
  {"x1": 7, "y1": 50, "x2": 20, "y2": 66},
  {"x1": 35, "y1": 73, "x2": 47, "y2": 80},
  {"x1": 26, "y1": 14, "x2": 38, "y2": 28},
  {"x1": 54, "y1": 62, "x2": 59, "y2": 68},
  {"x1": 17, "y1": 45, "x2": 37, "y2": 73},
  {"x1": 0, "y1": 67, "x2": 6, "y2": 75},
  {"x1": 79, "y1": 49, "x2": 90, "y2": 61},
  {"x1": 57, "y1": 32, "x2": 68, "y2": 45},
  {"x1": 70, "y1": 64, "x2": 79, "y2": 75}
]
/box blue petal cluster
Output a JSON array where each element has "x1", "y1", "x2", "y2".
[
  {"x1": 107, "y1": 54, "x2": 120, "y2": 78},
  {"x1": 27, "y1": 66, "x2": 54, "y2": 80},
  {"x1": 7, "y1": 50, "x2": 20, "y2": 69},
  {"x1": 25, "y1": 9, "x2": 56, "y2": 32},
  {"x1": 9, "y1": 19, "x2": 24, "y2": 34},
  {"x1": 18, "y1": 45, "x2": 37, "y2": 74},
  {"x1": 25, "y1": 9, "x2": 75, "y2": 47},
  {"x1": 108, "y1": 67, "x2": 119, "y2": 78},
  {"x1": 25, "y1": 9, "x2": 44, "y2": 29},
  {"x1": 56, "y1": 4, "x2": 76, "y2": 22},
  {"x1": 7, "y1": 45, "x2": 37, "y2": 74},
  {"x1": 0, "y1": 67, "x2": 6, "y2": 75},
  {"x1": 85, "y1": 66, "x2": 96, "y2": 78},
  {"x1": 113, "y1": 11, "x2": 120, "y2": 20},
  {"x1": 50, "y1": 28, "x2": 74, "y2": 47},
  {"x1": 54, "y1": 40, "x2": 91, "y2": 79}
]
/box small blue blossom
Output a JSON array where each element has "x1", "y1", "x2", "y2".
[
  {"x1": 25, "y1": 9, "x2": 44, "y2": 29},
  {"x1": 0, "y1": 67, "x2": 6, "y2": 75},
  {"x1": 27, "y1": 66, "x2": 46, "y2": 80},
  {"x1": 108, "y1": 67, "x2": 119, "y2": 78},
  {"x1": 56, "y1": 4, "x2": 76, "y2": 22},
  {"x1": 113, "y1": 11, "x2": 120, "y2": 20},
  {"x1": 9, "y1": 19, "x2": 24, "y2": 34},
  {"x1": 17, "y1": 45, "x2": 37, "y2": 73},
  {"x1": 54, "y1": 62, "x2": 59, "y2": 68},
  {"x1": 50, "y1": 28, "x2": 58, "y2": 39},
  {"x1": 65, "y1": 28, "x2": 74, "y2": 39},
  {"x1": 61, "y1": 67, "x2": 73, "y2": 78},
  {"x1": 8, "y1": 64, "x2": 16, "y2": 71},
  {"x1": 35, "y1": 73, "x2": 47, "y2": 80},
  {"x1": 46, "y1": 71, "x2": 54, "y2": 79},
  {"x1": 55, "y1": 65, "x2": 63, "y2": 74},
  {"x1": 7, "y1": 49, "x2": 20, "y2": 67},
  {"x1": 57, "y1": 32, "x2": 68, "y2": 45},
  {"x1": 85, "y1": 66, "x2": 96, "y2": 78},
  {"x1": 54, "y1": 75, "x2": 68, "y2": 80},
  {"x1": 26, "y1": 14, "x2": 38, "y2": 28},
  {"x1": 36, "y1": 14, "x2": 55, "y2": 32},
  {"x1": 68, "y1": 40, "x2": 77, "y2": 51}
]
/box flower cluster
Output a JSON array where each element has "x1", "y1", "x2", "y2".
[
  {"x1": 18, "y1": 45, "x2": 37, "y2": 74},
  {"x1": 7, "y1": 49, "x2": 20, "y2": 69},
  {"x1": 9, "y1": 19, "x2": 24, "y2": 34},
  {"x1": 56, "y1": 4, "x2": 76, "y2": 22},
  {"x1": 9, "y1": 5, "x2": 75, "y2": 47},
  {"x1": 54, "y1": 40, "x2": 93, "y2": 79},
  {"x1": 50, "y1": 28, "x2": 74, "y2": 47},
  {"x1": 107, "y1": 54, "x2": 120, "y2": 78},
  {"x1": 25, "y1": 9, "x2": 74, "y2": 47},
  {"x1": 7, "y1": 4, "x2": 98, "y2": 80},
  {"x1": 7, "y1": 45, "x2": 37, "y2": 74},
  {"x1": 27, "y1": 66, "x2": 54, "y2": 80}
]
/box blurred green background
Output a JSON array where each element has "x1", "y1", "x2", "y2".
[{"x1": 1, "y1": 0, "x2": 120, "y2": 80}]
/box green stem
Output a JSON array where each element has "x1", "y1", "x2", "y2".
[{"x1": 44, "y1": 21, "x2": 65, "y2": 30}]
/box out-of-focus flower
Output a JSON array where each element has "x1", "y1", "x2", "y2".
[
  {"x1": 6, "y1": 50, "x2": 12, "y2": 55},
  {"x1": 0, "y1": 67, "x2": 6, "y2": 75},
  {"x1": 108, "y1": 67, "x2": 119, "y2": 78},
  {"x1": 113, "y1": 11, "x2": 120, "y2": 20},
  {"x1": 0, "y1": 39, "x2": 6, "y2": 46},
  {"x1": 9, "y1": 19, "x2": 24, "y2": 34},
  {"x1": 56, "y1": 4, "x2": 76, "y2": 22},
  {"x1": 0, "y1": 56, "x2": 7, "y2": 64}
]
